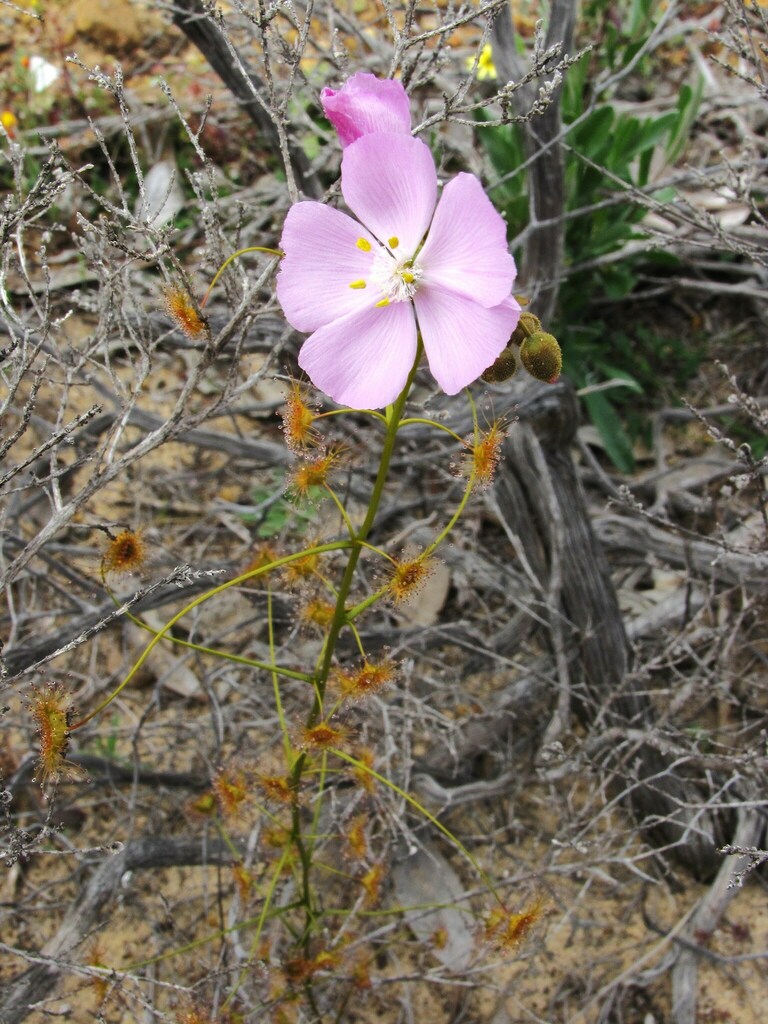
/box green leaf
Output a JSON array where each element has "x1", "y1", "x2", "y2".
[
  {"x1": 562, "y1": 55, "x2": 590, "y2": 121},
  {"x1": 637, "y1": 147, "x2": 653, "y2": 187},
  {"x1": 665, "y1": 77, "x2": 704, "y2": 165},
  {"x1": 646, "y1": 246, "x2": 679, "y2": 267},
  {"x1": 256, "y1": 502, "x2": 290, "y2": 538},
  {"x1": 609, "y1": 113, "x2": 676, "y2": 179},
  {"x1": 474, "y1": 113, "x2": 527, "y2": 215},
  {"x1": 475, "y1": 111, "x2": 525, "y2": 176},
  {"x1": 628, "y1": 0, "x2": 658, "y2": 37},
  {"x1": 652, "y1": 186, "x2": 677, "y2": 204},
  {"x1": 569, "y1": 106, "x2": 615, "y2": 161},
  {"x1": 593, "y1": 366, "x2": 644, "y2": 393},
  {"x1": 583, "y1": 391, "x2": 636, "y2": 472}
]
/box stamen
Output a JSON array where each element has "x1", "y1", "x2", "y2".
[
  {"x1": 349, "y1": 280, "x2": 367, "y2": 289},
  {"x1": 356, "y1": 238, "x2": 372, "y2": 252},
  {"x1": 375, "y1": 298, "x2": 390, "y2": 308},
  {"x1": 369, "y1": 247, "x2": 423, "y2": 305},
  {"x1": 388, "y1": 236, "x2": 399, "y2": 249}
]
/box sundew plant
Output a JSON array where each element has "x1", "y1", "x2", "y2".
[
  {"x1": 3, "y1": 1, "x2": 767, "y2": 1021},
  {"x1": 10, "y1": 71, "x2": 557, "y2": 1022}
]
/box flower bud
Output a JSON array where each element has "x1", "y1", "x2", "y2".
[
  {"x1": 481, "y1": 345, "x2": 518, "y2": 384},
  {"x1": 483, "y1": 312, "x2": 545, "y2": 382},
  {"x1": 509, "y1": 311, "x2": 542, "y2": 347},
  {"x1": 321, "y1": 73, "x2": 411, "y2": 148},
  {"x1": 520, "y1": 332, "x2": 562, "y2": 384}
]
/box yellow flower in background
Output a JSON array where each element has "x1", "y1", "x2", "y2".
[
  {"x1": 467, "y1": 43, "x2": 497, "y2": 81},
  {"x1": 1, "y1": 110, "x2": 18, "y2": 137}
]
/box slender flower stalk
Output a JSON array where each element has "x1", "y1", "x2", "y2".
[
  {"x1": 312, "y1": 338, "x2": 423, "y2": 701},
  {"x1": 286, "y1": 341, "x2": 423, "y2": 955}
]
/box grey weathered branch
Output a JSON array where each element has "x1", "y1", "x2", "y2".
[
  {"x1": 595, "y1": 513, "x2": 768, "y2": 588},
  {"x1": 491, "y1": 0, "x2": 577, "y2": 324},
  {"x1": 0, "y1": 566, "x2": 219, "y2": 681},
  {"x1": 486, "y1": 375, "x2": 750, "y2": 878},
  {"x1": 670, "y1": 810, "x2": 765, "y2": 1024},
  {"x1": 169, "y1": 0, "x2": 320, "y2": 199}
]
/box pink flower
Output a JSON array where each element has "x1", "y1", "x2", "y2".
[
  {"x1": 277, "y1": 132, "x2": 520, "y2": 409},
  {"x1": 321, "y1": 72, "x2": 411, "y2": 148}
]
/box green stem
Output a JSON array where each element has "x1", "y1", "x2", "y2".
[
  {"x1": 223, "y1": 845, "x2": 292, "y2": 1010},
  {"x1": 287, "y1": 338, "x2": 424, "y2": 954},
  {"x1": 104, "y1": 597, "x2": 312, "y2": 683},
  {"x1": 398, "y1": 416, "x2": 464, "y2": 442},
  {"x1": 318, "y1": 407, "x2": 387, "y2": 426},
  {"x1": 313, "y1": 339, "x2": 423, "y2": 709},
  {"x1": 324, "y1": 481, "x2": 357, "y2": 539},
  {"x1": 423, "y1": 474, "x2": 475, "y2": 559},
  {"x1": 202, "y1": 245, "x2": 282, "y2": 307},
  {"x1": 267, "y1": 583, "x2": 293, "y2": 765},
  {"x1": 73, "y1": 541, "x2": 351, "y2": 730},
  {"x1": 423, "y1": 389, "x2": 479, "y2": 557}
]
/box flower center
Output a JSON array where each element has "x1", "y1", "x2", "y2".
[
  {"x1": 348, "y1": 236, "x2": 423, "y2": 306},
  {"x1": 370, "y1": 247, "x2": 422, "y2": 304}
]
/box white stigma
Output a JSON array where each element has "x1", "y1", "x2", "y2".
[{"x1": 369, "y1": 245, "x2": 422, "y2": 304}]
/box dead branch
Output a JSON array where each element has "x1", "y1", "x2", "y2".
[
  {"x1": 595, "y1": 513, "x2": 768, "y2": 588},
  {"x1": 168, "y1": 0, "x2": 320, "y2": 200},
  {"x1": 491, "y1": 376, "x2": 746, "y2": 878},
  {"x1": 0, "y1": 837, "x2": 247, "y2": 1024},
  {"x1": 671, "y1": 809, "x2": 765, "y2": 1024},
  {"x1": 492, "y1": 0, "x2": 577, "y2": 325}
]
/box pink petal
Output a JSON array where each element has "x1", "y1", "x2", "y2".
[
  {"x1": 418, "y1": 173, "x2": 516, "y2": 308},
  {"x1": 276, "y1": 201, "x2": 379, "y2": 332},
  {"x1": 321, "y1": 73, "x2": 411, "y2": 148},
  {"x1": 341, "y1": 134, "x2": 437, "y2": 255},
  {"x1": 298, "y1": 302, "x2": 417, "y2": 409},
  {"x1": 415, "y1": 288, "x2": 521, "y2": 395}
]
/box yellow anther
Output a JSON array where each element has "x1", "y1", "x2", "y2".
[
  {"x1": 401, "y1": 271, "x2": 415, "y2": 284},
  {"x1": 375, "y1": 298, "x2": 390, "y2": 308},
  {"x1": 349, "y1": 279, "x2": 367, "y2": 290},
  {"x1": 356, "y1": 238, "x2": 372, "y2": 252},
  {"x1": 388, "y1": 236, "x2": 399, "y2": 250}
]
